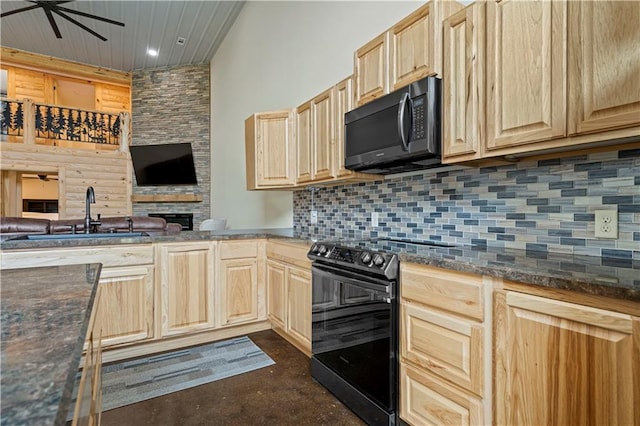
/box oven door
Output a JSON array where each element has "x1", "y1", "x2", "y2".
[{"x1": 311, "y1": 263, "x2": 397, "y2": 412}]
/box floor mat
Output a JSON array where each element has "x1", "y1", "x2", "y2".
[{"x1": 69, "y1": 336, "x2": 274, "y2": 418}]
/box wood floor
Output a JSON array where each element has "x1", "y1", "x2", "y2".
[{"x1": 100, "y1": 330, "x2": 366, "y2": 426}]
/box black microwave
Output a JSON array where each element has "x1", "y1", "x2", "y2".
[{"x1": 344, "y1": 76, "x2": 441, "y2": 174}]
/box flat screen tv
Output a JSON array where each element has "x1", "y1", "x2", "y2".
[{"x1": 130, "y1": 143, "x2": 198, "y2": 186}]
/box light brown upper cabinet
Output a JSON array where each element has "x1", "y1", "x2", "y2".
[
  {"x1": 354, "y1": 32, "x2": 389, "y2": 107},
  {"x1": 245, "y1": 109, "x2": 296, "y2": 190},
  {"x1": 486, "y1": 0, "x2": 567, "y2": 150},
  {"x1": 296, "y1": 88, "x2": 335, "y2": 184},
  {"x1": 354, "y1": 1, "x2": 463, "y2": 107},
  {"x1": 567, "y1": 0, "x2": 640, "y2": 135},
  {"x1": 442, "y1": 2, "x2": 485, "y2": 163},
  {"x1": 444, "y1": 0, "x2": 640, "y2": 163},
  {"x1": 485, "y1": 0, "x2": 640, "y2": 156}
]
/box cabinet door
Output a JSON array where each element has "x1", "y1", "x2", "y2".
[
  {"x1": 219, "y1": 258, "x2": 258, "y2": 326},
  {"x1": 494, "y1": 291, "x2": 639, "y2": 426},
  {"x1": 158, "y1": 242, "x2": 215, "y2": 336},
  {"x1": 442, "y1": 3, "x2": 485, "y2": 162},
  {"x1": 245, "y1": 110, "x2": 295, "y2": 189},
  {"x1": 296, "y1": 101, "x2": 312, "y2": 184},
  {"x1": 568, "y1": 1, "x2": 640, "y2": 135},
  {"x1": 311, "y1": 88, "x2": 334, "y2": 181},
  {"x1": 354, "y1": 32, "x2": 389, "y2": 106},
  {"x1": 389, "y1": 2, "x2": 433, "y2": 91},
  {"x1": 334, "y1": 77, "x2": 353, "y2": 178},
  {"x1": 267, "y1": 260, "x2": 286, "y2": 329},
  {"x1": 486, "y1": 0, "x2": 566, "y2": 150},
  {"x1": 400, "y1": 363, "x2": 483, "y2": 426},
  {"x1": 402, "y1": 302, "x2": 484, "y2": 397},
  {"x1": 95, "y1": 266, "x2": 154, "y2": 347},
  {"x1": 287, "y1": 266, "x2": 311, "y2": 351}
]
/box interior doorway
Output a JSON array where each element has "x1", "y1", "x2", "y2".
[{"x1": 0, "y1": 170, "x2": 59, "y2": 219}]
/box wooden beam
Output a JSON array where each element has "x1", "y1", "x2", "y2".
[
  {"x1": 0, "y1": 47, "x2": 131, "y2": 86},
  {"x1": 131, "y1": 194, "x2": 203, "y2": 203}
]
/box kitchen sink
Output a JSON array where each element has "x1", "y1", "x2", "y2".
[{"x1": 12, "y1": 232, "x2": 149, "y2": 240}]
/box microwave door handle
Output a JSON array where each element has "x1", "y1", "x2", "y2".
[{"x1": 397, "y1": 92, "x2": 411, "y2": 151}]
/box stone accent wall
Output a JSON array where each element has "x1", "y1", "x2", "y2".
[
  {"x1": 131, "y1": 64, "x2": 210, "y2": 228},
  {"x1": 293, "y1": 149, "x2": 640, "y2": 259}
]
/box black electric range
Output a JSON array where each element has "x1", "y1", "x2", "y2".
[{"x1": 306, "y1": 237, "x2": 453, "y2": 426}]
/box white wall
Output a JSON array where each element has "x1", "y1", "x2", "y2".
[{"x1": 210, "y1": 1, "x2": 423, "y2": 229}]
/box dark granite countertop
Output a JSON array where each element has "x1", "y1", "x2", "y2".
[
  {"x1": 0, "y1": 263, "x2": 101, "y2": 426},
  {"x1": 1, "y1": 228, "x2": 638, "y2": 302},
  {"x1": 0, "y1": 228, "x2": 296, "y2": 250},
  {"x1": 396, "y1": 244, "x2": 639, "y2": 302}
]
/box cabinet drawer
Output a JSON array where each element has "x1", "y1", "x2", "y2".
[
  {"x1": 219, "y1": 240, "x2": 259, "y2": 259},
  {"x1": 266, "y1": 240, "x2": 311, "y2": 269},
  {"x1": 1, "y1": 244, "x2": 154, "y2": 269},
  {"x1": 400, "y1": 363, "x2": 483, "y2": 426},
  {"x1": 400, "y1": 262, "x2": 484, "y2": 321},
  {"x1": 401, "y1": 301, "x2": 484, "y2": 396}
]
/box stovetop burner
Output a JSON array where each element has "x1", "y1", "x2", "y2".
[{"x1": 307, "y1": 238, "x2": 455, "y2": 280}]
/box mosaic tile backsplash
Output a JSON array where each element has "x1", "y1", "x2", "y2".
[{"x1": 293, "y1": 148, "x2": 640, "y2": 259}]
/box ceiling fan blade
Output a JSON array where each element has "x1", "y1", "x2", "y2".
[
  {"x1": 55, "y1": 5, "x2": 125, "y2": 27},
  {"x1": 0, "y1": 4, "x2": 40, "y2": 18},
  {"x1": 51, "y1": 8, "x2": 107, "y2": 41},
  {"x1": 43, "y1": 7, "x2": 62, "y2": 39}
]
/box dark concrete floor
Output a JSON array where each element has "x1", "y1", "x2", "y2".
[{"x1": 101, "y1": 330, "x2": 366, "y2": 426}]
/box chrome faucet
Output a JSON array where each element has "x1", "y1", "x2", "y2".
[{"x1": 84, "y1": 186, "x2": 96, "y2": 233}]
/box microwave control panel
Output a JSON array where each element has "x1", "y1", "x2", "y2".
[{"x1": 412, "y1": 96, "x2": 426, "y2": 139}]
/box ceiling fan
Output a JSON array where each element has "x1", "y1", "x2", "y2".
[
  {"x1": 1, "y1": 1, "x2": 124, "y2": 42},
  {"x1": 22, "y1": 173, "x2": 59, "y2": 181}
]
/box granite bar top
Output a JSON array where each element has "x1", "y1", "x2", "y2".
[
  {"x1": 0, "y1": 263, "x2": 101, "y2": 426},
  {"x1": 1, "y1": 228, "x2": 638, "y2": 302}
]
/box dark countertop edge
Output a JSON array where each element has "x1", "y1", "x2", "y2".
[
  {"x1": 54, "y1": 263, "x2": 102, "y2": 426},
  {"x1": 399, "y1": 252, "x2": 640, "y2": 303}
]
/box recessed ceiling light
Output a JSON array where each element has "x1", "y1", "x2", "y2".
[{"x1": 147, "y1": 48, "x2": 159, "y2": 57}]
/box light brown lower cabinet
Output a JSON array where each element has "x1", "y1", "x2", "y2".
[
  {"x1": 94, "y1": 266, "x2": 154, "y2": 347},
  {"x1": 218, "y1": 240, "x2": 265, "y2": 326},
  {"x1": 156, "y1": 241, "x2": 216, "y2": 337},
  {"x1": 401, "y1": 363, "x2": 483, "y2": 426},
  {"x1": 266, "y1": 240, "x2": 312, "y2": 356},
  {"x1": 494, "y1": 290, "x2": 640, "y2": 426},
  {"x1": 399, "y1": 262, "x2": 492, "y2": 426}
]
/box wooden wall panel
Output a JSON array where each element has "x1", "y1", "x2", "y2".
[
  {"x1": 1, "y1": 143, "x2": 132, "y2": 218},
  {"x1": 96, "y1": 83, "x2": 131, "y2": 113},
  {"x1": 9, "y1": 67, "x2": 50, "y2": 103}
]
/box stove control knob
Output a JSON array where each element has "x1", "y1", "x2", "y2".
[
  {"x1": 310, "y1": 244, "x2": 319, "y2": 254},
  {"x1": 360, "y1": 252, "x2": 372, "y2": 264},
  {"x1": 318, "y1": 245, "x2": 328, "y2": 255},
  {"x1": 373, "y1": 254, "x2": 385, "y2": 267}
]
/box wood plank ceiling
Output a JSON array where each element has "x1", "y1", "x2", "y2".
[{"x1": 0, "y1": 1, "x2": 245, "y2": 72}]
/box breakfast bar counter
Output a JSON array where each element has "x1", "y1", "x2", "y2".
[{"x1": 0, "y1": 263, "x2": 101, "y2": 426}]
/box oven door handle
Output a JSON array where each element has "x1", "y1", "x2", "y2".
[{"x1": 312, "y1": 264, "x2": 391, "y2": 294}]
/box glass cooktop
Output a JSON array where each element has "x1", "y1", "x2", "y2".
[{"x1": 321, "y1": 238, "x2": 456, "y2": 254}]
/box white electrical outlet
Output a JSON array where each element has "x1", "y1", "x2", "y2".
[
  {"x1": 310, "y1": 210, "x2": 318, "y2": 224},
  {"x1": 594, "y1": 209, "x2": 618, "y2": 239},
  {"x1": 371, "y1": 212, "x2": 379, "y2": 227}
]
